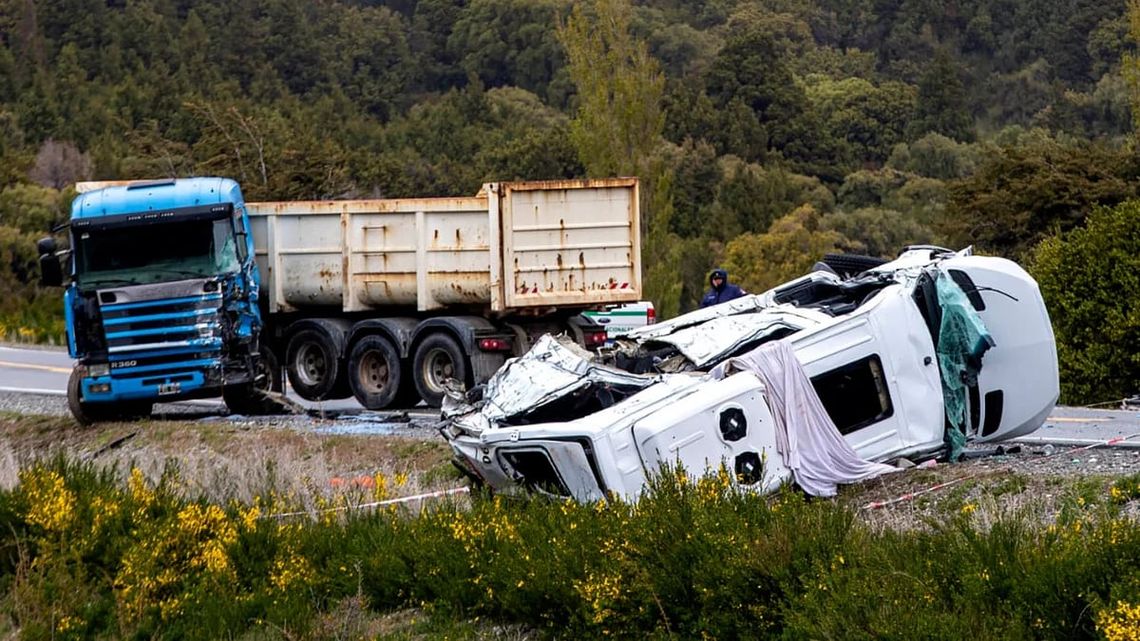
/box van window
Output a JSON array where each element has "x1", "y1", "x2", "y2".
[{"x1": 811, "y1": 355, "x2": 894, "y2": 434}]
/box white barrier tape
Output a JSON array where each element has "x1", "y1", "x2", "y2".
[
  {"x1": 862, "y1": 433, "x2": 1140, "y2": 511},
  {"x1": 262, "y1": 486, "x2": 470, "y2": 519}
]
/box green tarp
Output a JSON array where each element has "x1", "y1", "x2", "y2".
[{"x1": 935, "y1": 271, "x2": 994, "y2": 460}]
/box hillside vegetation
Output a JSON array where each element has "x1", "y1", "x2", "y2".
[{"x1": 2, "y1": 0, "x2": 1140, "y2": 401}]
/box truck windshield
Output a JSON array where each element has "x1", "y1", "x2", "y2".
[{"x1": 74, "y1": 217, "x2": 240, "y2": 290}]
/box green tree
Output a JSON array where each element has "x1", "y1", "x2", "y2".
[
  {"x1": 450, "y1": 0, "x2": 567, "y2": 104},
  {"x1": 723, "y1": 204, "x2": 850, "y2": 294},
  {"x1": 886, "y1": 133, "x2": 980, "y2": 180},
  {"x1": 1124, "y1": 0, "x2": 1140, "y2": 138},
  {"x1": 557, "y1": 0, "x2": 679, "y2": 318},
  {"x1": 1031, "y1": 200, "x2": 1140, "y2": 404},
  {"x1": 822, "y1": 207, "x2": 935, "y2": 258},
  {"x1": 556, "y1": 0, "x2": 665, "y2": 180},
  {"x1": 942, "y1": 138, "x2": 1137, "y2": 258},
  {"x1": 805, "y1": 76, "x2": 917, "y2": 165},
  {"x1": 0, "y1": 183, "x2": 65, "y2": 234},
  {"x1": 910, "y1": 50, "x2": 974, "y2": 142}
]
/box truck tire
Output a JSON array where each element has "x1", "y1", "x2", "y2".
[
  {"x1": 347, "y1": 335, "x2": 410, "y2": 410},
  {"x1": 412, "y1": 333, "x2": 469, "y2": 408},
  {"x1": 224, "y1": 346, "x2": 288, "y2": 415},
  {"x1": 286, "y1": 328, "x2": 348, "y2": 401},
  {"x1": 821, "y1": 253, "x2": 888, "y2": 278},
  {"x1": 67, "y1": 366, "x2": 119, "y2": 426}
]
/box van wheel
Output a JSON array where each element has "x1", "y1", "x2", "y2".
[
  {"x1": 821, "y1": 253, "x2": 888, "y2": 278},
  {"x1": 67, "y1": 366, "x2": 118, "y2": 426},
  {"x1": 348, "y1": 335, "x2": 410, "y2": 410},
  {"x1": 286, "y1": 328, "x2": 348, "y2": 401},
  {"x1": 225, "y1": 346, "x2": 288, "y2": 415},
  {"x1": 413, "y1": 334, "x2": 469, "y2": 408}
]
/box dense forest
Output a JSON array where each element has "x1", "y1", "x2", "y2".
[{"x1": 1, "y1": 0, "x2": 1139, "y2": 401}]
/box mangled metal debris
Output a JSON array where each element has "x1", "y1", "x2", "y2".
[{"x1": 441, "y1": 247, "x2": 1060, "y2": 502}]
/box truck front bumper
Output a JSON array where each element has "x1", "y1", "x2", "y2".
[{"x1": 79, "y1": 360, "x2": 224, "y2": 403}]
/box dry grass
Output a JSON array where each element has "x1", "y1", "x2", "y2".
[{"x1": 0, "y1": 413, "x2": 460, "y2": 511}]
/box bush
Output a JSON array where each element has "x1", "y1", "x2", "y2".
[
  {"x1": 7, "y1": 458, "x2": 1140, "y2": 639},
  {"x1": 1031, "y1": 199, "x2": 1140, "y2": 404}
]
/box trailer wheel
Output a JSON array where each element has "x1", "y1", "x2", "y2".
[
  {"x1": 224, "y1": 346, "x2": 289, "y2": 415},
  {"x1": 67, "y1": 366, "x2": 119, "y2": 426},
  {"x1": 412, "y1": 333, "x2": 469, "y2": 408},
  {"x1": 286, "y1": 328, "x2": 347, "y2": 401},
  {"x1": 348, "y1": 335, "x2": 409, "y2": 410}
]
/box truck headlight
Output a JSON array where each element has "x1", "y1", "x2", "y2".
[{"x1": 88, "y1": 363, "x2": 110, "y2": 378}]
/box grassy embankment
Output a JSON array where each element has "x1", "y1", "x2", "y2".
[{"x1": 3, "y1": 413, "x2": 1140, "y2": 640}]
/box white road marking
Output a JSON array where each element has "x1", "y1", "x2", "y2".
[{"x1": 0, "y1": 386, "x2": 65, "y2": 396}]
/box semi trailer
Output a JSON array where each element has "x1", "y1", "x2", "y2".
[{"x1": 39, "y1": 177, "x2": 641, "y2": 424}]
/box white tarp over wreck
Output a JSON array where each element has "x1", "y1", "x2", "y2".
[{"x1": 711, "y1": 340, "x2": 898, "y2": 497}]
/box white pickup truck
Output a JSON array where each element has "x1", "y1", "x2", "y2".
[
  {"x1": 441, "y1": 247, "x2": 1059, "y2": 501},
  {"x1": 580, "y1": 301, "x2": 656, "y2": 344}
]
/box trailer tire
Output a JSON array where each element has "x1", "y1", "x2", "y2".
[
  {"x1": 347, "y1": 335, "x2": 409, "y2": 410},
  {"x1": 412, "y1": 333, "x2": 469, "y2": 408},
  {"x1": 286, "y1": 328, "x2": 347, "y2": 401},
  {"x1": 67, "y1": 366, "x2": 119, "y2": 426},
  {"x1": 821, "y1": 253, "x2": 889, "y2": 278},
  {"x1": 224, "y1": 346, "x2": 288, "y2": 415}
]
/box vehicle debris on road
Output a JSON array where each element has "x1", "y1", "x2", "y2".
[{"x1": 441, "y1": 247, "x2": 1060, "y2": 502}]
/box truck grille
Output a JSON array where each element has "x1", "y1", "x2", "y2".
[{"x1": 99, "y1": 293, "x2": 224, "y2": 373}]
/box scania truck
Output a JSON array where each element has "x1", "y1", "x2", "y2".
[{"x1": 38, "y1": 177, "x2": 642, "y2": 424}]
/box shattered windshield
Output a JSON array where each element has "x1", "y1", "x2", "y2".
[{"x1": 74, "y1": 217, "x2": 240, "y2": 290}]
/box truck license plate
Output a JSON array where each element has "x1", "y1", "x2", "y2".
[{"x1": 158, "y1": 383, "x2": 181, "y2": 395}]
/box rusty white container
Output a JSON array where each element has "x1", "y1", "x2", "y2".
[{"x1": 246, "y1": 178, "x2": 641, "y2": 314}]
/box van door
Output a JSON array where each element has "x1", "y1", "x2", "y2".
[{"x1": 791, "y1": 286, "x2": 945, "y2": 462}]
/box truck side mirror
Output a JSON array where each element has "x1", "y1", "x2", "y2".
[{"x1": 37, "y1": 236, "x2": 63, "y2": 287}]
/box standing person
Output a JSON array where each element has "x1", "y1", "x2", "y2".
[{"x1": 700, "y1": 268, "x2": 747, "y2": 308}]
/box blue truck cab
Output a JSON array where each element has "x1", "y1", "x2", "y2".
[{"x1": 39, "y1": 178, "x2": 280, "y2": 424}]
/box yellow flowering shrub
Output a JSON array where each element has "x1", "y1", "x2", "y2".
[
  {"x1": 116, "y1": 501, "x2": 240, "y2": 621},
  {"x1": 1099, "y1": 601, "x2": 1140, "y2": 641},
  {"x1": 20, "y1": 468, "x2": 76, "y2": 533}
]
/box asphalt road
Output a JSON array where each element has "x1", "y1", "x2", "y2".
[
  {"x1": 4, "y1": 344, "x2": 1140, "y2": 448},
  {"x1": 0, "y1": 344, "x2": 417, "y2": 416}
]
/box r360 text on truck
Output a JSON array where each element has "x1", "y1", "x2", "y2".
[{"x1": 37, "y1": 177, "x2": 642, "y2": 424}]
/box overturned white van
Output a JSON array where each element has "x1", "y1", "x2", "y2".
[{"x1": 440, "y1": 247, "x2": 1059, "y2": 502}]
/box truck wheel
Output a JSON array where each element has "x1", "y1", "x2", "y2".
[
  {"x1": 286, "y1": 328, "x2": 347, "y2": 401},
  {"x1": 347, "y1": 335, "x2": 409, "y2": 410},
  {"x1": 67, "y1": 366, "x2": 118, "y2": 426},
  {"x1": 412, "y1": 333, "x2": 469, "y2": 408},
  {"x1": 224, "y1": 346, "x2": 288, "y2": 415}
]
